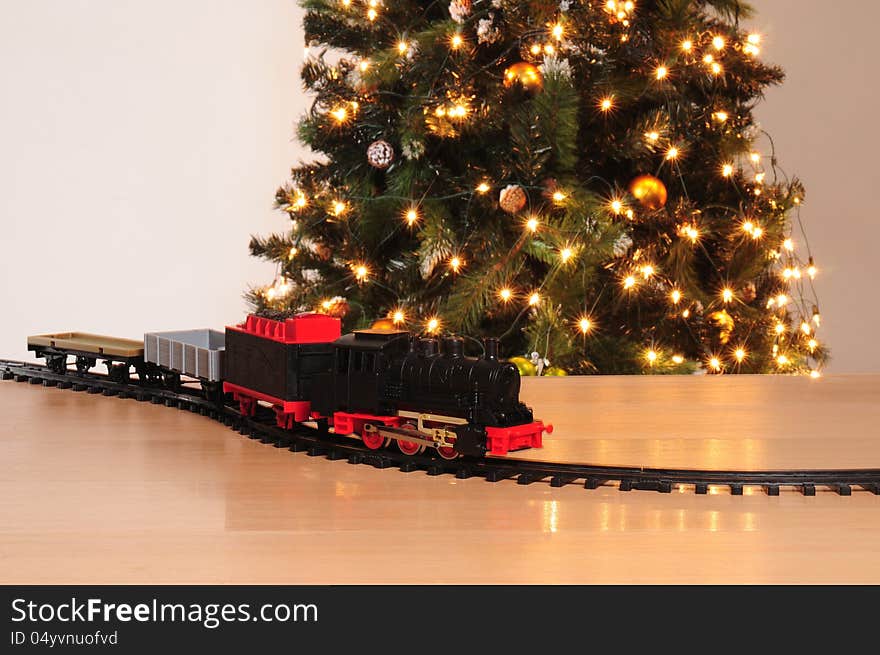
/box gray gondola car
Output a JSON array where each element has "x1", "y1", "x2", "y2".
[{"x1": 144, "y1": 329, "x2": 225, "y2": 382}]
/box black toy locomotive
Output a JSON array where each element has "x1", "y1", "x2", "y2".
[
  {"x1": 27, "y1": 313, "x2": 551, "y2": 459},
  {"x1": 223, "y1": 314, "x2": 550, "y2": 458}
]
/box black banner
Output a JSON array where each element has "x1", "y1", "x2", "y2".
[{"x1": 1, "y1": 585, "x2": 875, "y2": 651}]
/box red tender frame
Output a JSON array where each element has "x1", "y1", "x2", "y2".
[{"x1": 332, "y1": 411, "x2": 401, "y2": 435}]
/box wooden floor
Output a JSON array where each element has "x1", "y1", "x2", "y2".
[{"x1": 1, "y1": 375, "x2": 879, "y2": 584}]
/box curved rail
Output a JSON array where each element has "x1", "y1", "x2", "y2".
[{"x1": 2, "y1": 359, "x2": 878, "y2": 497}]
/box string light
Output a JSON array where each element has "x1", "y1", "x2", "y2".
[
  {"x1": 646, "y1": 349, "x2": 658, "y2": 365},
  {"x1": 552, "y1": 23, "x2": 564, "y2": 40},
  {"x1": 578, "y1": 316, "x2": 593, "y2": 334},
  {"x1": 450, "y1": 33, "x2": 464, "y2": 49},
  {"x1": 713, "y1": 111, "x2": 729, "y2": 122},
  {"x1": 645, "y1": 131, "x2": 660, "y2": 143},
  {"x1": 681, "y1": 225, "x2": 699, "y2": 242},
  {"x1": 721, "y1": 163, "x2": 734, "y2": 178},
  {"x1": 655, "y1": 65, "x2": 669, "y2": 80},
  {"x1": 808, "y1": 339, "x2": 818, "y2": 351},
  {"x1": 397, "y1": 40, "x2": 409, "y2": 55},
  {"x1": 810, "y1": 370, "x2": 821, "y2": 379},
  {"x1": 800, "y1": 322, "x2": 812, "y2": 335},
  {"x1": 610, "y1": 199, "x2": 624, "y2": 215},
  {"x1": 721, "y1": 288, "x2": 734, "y2": 303},
  {"x1": 751, "y1": 225, "x2": 764, "y2": 239},
  {"x1": 331, "y1": 200, "x2": 348, "y2": 216},
  {"x1": 288, "y1": 246, "x2": 298, "y2": 259},
  {"x1": 353, "y1": 263, "x2": 369, "y2": 282},
  {"x1": 405, "y1": 207, "x2": 419, "y2": 226},
  {"x1": 526, "y1": 217, "x2": 540, "y2": 233},
  {"x1": 666, "y1": 146, "x2": 680, "y2": 160},
  {"x1": 708, "y1": 357, "x2": 722, "y2": 372},
  {"x1": 734, "y1": 347, "x2": 747, "y2": 363},
  {"x1": 682, "y1": 309, "x2": 690, "y2": 318},
  {"x1": 776, "y1": 354, "x2": 790, "y2": 367},
  {"x1": 681, "y1": 39, "x2": 693, "y2": 52},
  {"x1": 783, "y1": 238, "x2": 795, "y2": 252},
  {"x1": 560, "y1": 247, "x2": 574, "y2": 263},
  {"x1": 499, "y1": 287, "x2": 513, "y2": 303},
  {"x1": 744, "y1": 33, "x2": 762, "y2": 56},
  {"x1": 670, "y1": 289, "x2": 682, "y2": 304},
  {"x1": 712, "y1": 35, "x2": 726, "y2": 50},
  {"x1": 710, "y1": 62, "x2": 723, "y2": 75},
  {"x1": 321, "y1": 299, "x2": 333, "y2": 311},
  {"x1": 476, "y1": 182, "x2": 491, "y2": 194},
  {"x1": 367, "y1": 7, "x2": 377, "y2": 20},
  {"x1": 755, "y1": 172, "x2": 766, "y2": 184},
  {"x1": 808, "y1": 259, "x2": 818, "y2": 279},
  {"x1": 392, "y1": 309, "x2": 406, "y2": 325},
  {"x1": 426, "y1": 317, "x2": 441, "y2": 334},
  {"x1": 330, "y1": 106, "x2": 349, "y2": 123},
  {"x1": 641, "y1": 264, "x2": 655, "y2": 278},
  {"x1": 599, "y1": 96, "x2": 614, "y2": 112},
  {"x1": 623, "y1": 275, "x2": 637, "y2": 289},
  {"x1": 449, "y1": 256, "x2": 463, "y2": 272},
  {"x1": 552, "y1": 191, "x2": 567, "y2": 203},
  {"x1": 289, "y1": 190, "x2": 308, "y2": 210},
  {"x1": 774, "y1": 322, "x2": 786, "y2": 335},
  {"x1": 672, "y1": 355, "x2": 685, "y2": 364},
  {"x1": 529, "y1": 292, "x2": 541, "y2": 306}
]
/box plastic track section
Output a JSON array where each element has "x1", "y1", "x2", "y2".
[{"x1": 2, "y1": 359, "x2": 880, "y2": 498}]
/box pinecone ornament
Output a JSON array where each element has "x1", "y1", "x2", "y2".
[{"x1": 499, "y1": 184, "x2": 527, "y2": 214}]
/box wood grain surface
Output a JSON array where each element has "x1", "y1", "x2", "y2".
[{"x1": 1, "y1": 376, "x2": 879, "y2": 584}]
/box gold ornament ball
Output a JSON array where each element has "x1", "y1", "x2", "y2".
[
  {"x1": 499, "y1": 184, "x2": 528, "y2": 214},
  {"x1": 508, "y1": 356, "x2": 537, "y2": 377},
  {"x1": 503, "y1": 62, "x2": 544, "y2": 92},
  {"x1": 370, "y1": 318, "x2": 397, "y2": 331},
  {"x1": 543, "y1": 366, "x2": 568, "y2": 376},
  {"x1": 629, "y1": 174, "x2": 668, "y2": 211}
]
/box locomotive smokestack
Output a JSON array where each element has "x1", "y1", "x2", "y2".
[
  {"x1": 420, "y1": 338, "x2": 439, "y2": 356},
  {"x1": 483, "y1": 337, "x2": 500, "y2": 360},
  {"x1": 443, "y1": 337, "x2": 464, "y2": 358}
]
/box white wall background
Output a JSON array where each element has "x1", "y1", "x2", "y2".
[
  {"x1": 0, "y1": 0, "x2": 306, "y2": 361},
  {"x1": 1, "y1": 0, "x2": 877, "y2": 372}
]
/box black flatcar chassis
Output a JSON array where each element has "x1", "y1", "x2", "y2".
[{"x1": 2, "y1": 359, "x2": 879, "y2": 497}]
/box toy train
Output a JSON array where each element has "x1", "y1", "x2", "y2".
[{"x1": 27, "y1": 313, "x2": 551, "y2": 458}]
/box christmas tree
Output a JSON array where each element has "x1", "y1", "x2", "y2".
[{"x1": 249, "y1": 0, "x2": 826, "y2": 376}]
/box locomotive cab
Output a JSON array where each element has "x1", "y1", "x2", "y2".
[{"x1": 312, "y1": 328, "x2": 409, "y2": 416}]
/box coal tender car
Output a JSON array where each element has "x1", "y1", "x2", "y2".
[{"x1": 223, "y1": 313, "x2": 551, "y2": 458}]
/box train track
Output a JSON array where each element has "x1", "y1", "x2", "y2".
[{"x1": 3, "y1": 358, "x2": 879, "y2": 497}]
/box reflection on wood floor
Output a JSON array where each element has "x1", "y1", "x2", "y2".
[
  {"x1": 517, "y1": 375, "x2": 880, "y2": 469},
  {"x1": 1, "y1": 377, "x2": 879, "y2": 584}
]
